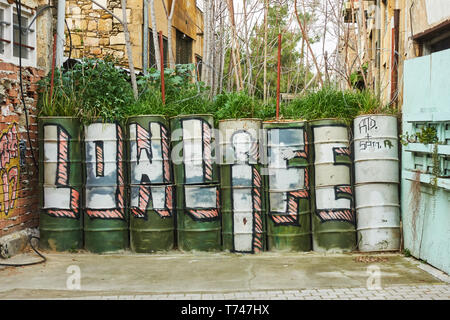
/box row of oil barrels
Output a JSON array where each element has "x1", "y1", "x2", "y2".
[{"x1": 39, "y1": 115, "x2": 400, "y2": 253}]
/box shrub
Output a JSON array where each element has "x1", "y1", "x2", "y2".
[{"x1": 38, "y1": 57, "x2": 134, "y2": 124}]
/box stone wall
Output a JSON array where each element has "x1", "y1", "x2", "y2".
[
  {"x1": 65, "y1": 0, "x2": 143, "y2": 69},
  {"x1": 65, "y1": 0, "x2": 204, "y2": 71}
]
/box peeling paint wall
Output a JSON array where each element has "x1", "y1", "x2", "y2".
[
  {"x1": 0, "y1": 0, "x2": 52, "y2": 238},
  {"x1": 402, "y1": 48, "x2": 450, "y2": 274}
]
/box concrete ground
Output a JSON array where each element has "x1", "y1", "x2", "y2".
[{"x1": 0, "y1": 250, "x2": 449, "y2": 300}]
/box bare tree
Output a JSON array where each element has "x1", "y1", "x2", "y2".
[
  {"x1": 201, "y1": 0, "x2": 210, "y2": 84},
  {"x1": 149, "y1": 0, "x2": 161, "y2": 70},
  {"x1": 161, "y1": 0, "x2": 177, "y2": 68},
  {"x1": 294, "y1": 0, "x2": 324, "y2": 88},
  {"x1": 226, "y1": 0, "x2": 243, "y2": 91}
]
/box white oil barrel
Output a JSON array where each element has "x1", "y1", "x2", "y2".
[{"x1": 354, "y1": 114, "x2": 400, "y2": 252}]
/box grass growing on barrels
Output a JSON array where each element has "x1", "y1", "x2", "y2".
[{"x1": 37, "y1": 57, "x2": 393, "y2": 124}]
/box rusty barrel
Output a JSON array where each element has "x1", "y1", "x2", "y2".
[
  {"x1": 219, "y1": 119, "x2": 266, "y2": 253},
  {"x1": 354, "y1": 114, "x2": 400, "y2": 251},
  {"x1": 171, "y1": 115, "x2": 221, "y2": 251},
  {"x1": 83, "y1": 122, "x2": 128, "y2": 253},
  {"x1": 127, "y1": 115, "x2": 175, "y2": 253},
  {"x1": 310, "y1": 119, "x2": 356, "y2": 252},
  {"x1": 262, "y1": 120, "x2": 312, "y2": 251},
  {"x1": 38, "y1": 117, "x2": 83, "y2": 251}
]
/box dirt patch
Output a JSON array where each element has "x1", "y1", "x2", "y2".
[{"x1": 354, "y1": 256, "x2": 389, "y2": 263}]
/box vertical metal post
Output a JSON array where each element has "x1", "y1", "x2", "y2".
[
  {"x1": 276, "y1": 33, "x2": 282, "y2": 120},
  {"x1": 390, "y1": 9, "x2": 400, "y2": 105},
  {"x1": 159, "y1": 31, "x2": 165, "y2": 105},
  {"x1": 50, "y1": 33, "x2": 57, "y2": 105},
  {"x1": 55, "y1": 0, "x2": 66, "y2": 67},
  {"x1": 143, "y1": 0, "x2": 148, "y2": 74}
]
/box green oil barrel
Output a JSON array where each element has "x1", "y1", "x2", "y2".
[
  {"x1": 127, "y1": 115, "x2": 175, "y2": 252},
  {"x1": 310, "y1": 119, "x2": 356, "y2": 252},
  {"x1": 263, "y1": 120, "x2": 312, "y2": 251},
  {"x1": 171, "y1": 115, "x2": 221, "y2": 251},
  {"x1": 39, "y1": 117, "x2": 83, "y2": 251},
  {"x1": 219, "y1": 119, "x2": 265, "y2": 253},
  {"x1": 83, "y1": 122, "x2": 128, "y2": 253},
  {"x1": 176, "y1": 184, "x2": 221, "y2": 251}
]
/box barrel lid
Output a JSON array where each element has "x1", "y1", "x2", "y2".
[
  {"x1": 38, "y1": 116, "x2": 80, "y2": 119},
  {"x1": 263, "y1": 119, "x2": 306, "y2": 124},
  {"x1": 127, "y1": 114, "x2": 166, "y2": 118},
  {"x1": 169, "y1": 114, "x2": 214, "y2": 119},
  {"x1": 218, "y1": 118, "x2": 262, "y2": 122},
  {"x1": 355, "y1": 113, "x2": 398, "y2": 118},
  {"x1": 308, "y1": 117, "x2": 346, "y2": 121}
]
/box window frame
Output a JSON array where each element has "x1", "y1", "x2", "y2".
[{"x1": 0, "y1": 0, "x2": 36, "y2": 67}]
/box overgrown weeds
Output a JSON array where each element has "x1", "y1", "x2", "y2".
[
  {"x1": 38, "y1": 57, "x2": 134, "y2": 124},
  {"x1": 285, "y1": 87, "x2": 390, "y2": 124},
  {"x1": 38, "y1": 58, "x2": 395, "y2": 125}
]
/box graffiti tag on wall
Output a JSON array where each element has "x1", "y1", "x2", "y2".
[
  {"x1": 129, "y1": 122, "x2": 173, "y2": 220},
  {"x1": 43, "y1": 124, "x2": 80, "y2": 219},
  {"x1": 358, "y1": 116, "x2": 394, "y2": 151},
  {"x1": 0, "y1": 124, "x2": 19, "y2": 219},
  {"x1": 266, "y1": 127, "x2": 310, "y2": 226}
]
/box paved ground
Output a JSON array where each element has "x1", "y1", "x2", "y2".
[
  {"x1": 0, "y1": 250, "x2": 448, "y2": 300},
  {"x1": 58, "y1": 284, "x2": 450, "y2": 300}
]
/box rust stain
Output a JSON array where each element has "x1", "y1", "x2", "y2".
[{"x1": 354, "y1": 256, "x2": 389, "y2": 263}]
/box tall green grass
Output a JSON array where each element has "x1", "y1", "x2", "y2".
[
  {"x1": 285, "y1": 87, "x2": 390, "y2": 124},
  {"x1": 38, "y1": 58, "x2": 392, "y2": 125}
]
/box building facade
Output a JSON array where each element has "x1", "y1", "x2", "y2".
[
  {"x1": 342, "y1": 0, "x2": 450, "y2": 107},
  {"x1": 64, "y1": 0, "x2": 204, "y2": 71},
  {"x1": 0, "y1": 0, "x2": 53, "y2": 241}
]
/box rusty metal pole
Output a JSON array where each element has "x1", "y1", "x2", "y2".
[
  {"x1": 276, "y1": 33, "x2": 282, "y2": 120},
  {"x1": 159, "y1": 31, "x2": 166, "y2": 105},
  {"x1": 390, "y1": 10, "x2": 400, "y2": 106}
]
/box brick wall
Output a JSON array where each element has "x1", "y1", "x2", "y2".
[{"x1": 0, "y1": 61, "x2": 44, "y2": 237}]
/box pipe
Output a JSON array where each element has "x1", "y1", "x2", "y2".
[
  {"x1": 143, "y1": 0, "x2": 149, "y2": 74},
  {"x1": 50, "y1": 33, "x2": 57, "y2": 105},
  {"x1": 276, "y1": 33, "x2": 282, "y2": 120},
  {"x1": 390, "y1": 9, "x2": 400, "y2": 105},
  {"x1": 376, "y1": 0, "x2": 381, "y2": 99},
  {"x1": 55, "y1": 0, "x2": 66, "y2": 67},
  {"x1": 159, "y1": 31, "x2": 165, "y2": 105}
]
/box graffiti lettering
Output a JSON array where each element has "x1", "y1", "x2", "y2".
[
  {"x1": 358, "y1": 116, "x2": 377, "y2": 134},
  {"x1": 184, "y1": 185, "x2": 220, "y2": 221},
  {"x1": 0, "y1": 124, "x2": 19, "y2": 218},
  {"x1": 266, "y1": 127, "x2": 310, "y2": 226},
  {"x1": 43, "y1": 124, "x2": 80, "y2": 219},
  {"x1": 181, "y1": 119, "x2": 214, "y2": 184},
  {"x1": 313, "y1": 126, "x2": 355, "y2": 224},
  {"x1": 230, "y1": 130, "x2": 263, "y2": 253},
  {"x1": 85, "y1": 123, "x2": 125, "y2": 219},
  {"x1": 129, "y1": 122, "x2": 173, "y2": 220},
  {"x1": 179, "y1": 118, "x2": 219, "y2": 221}
]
